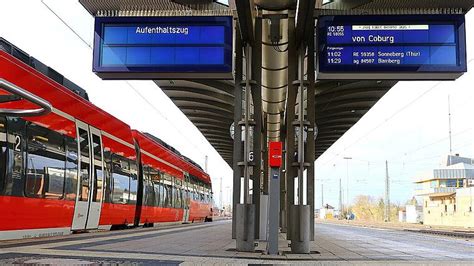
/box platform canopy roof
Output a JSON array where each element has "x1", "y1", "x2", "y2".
[
  {"x1": 80, "y1": 0, "x2": 474, "y2": 15},
  {"x1": 155, "y1": 79, "x2": 396, "y2": 167},
  {"x1": 80, "y1": 0, "x2": 473, "y2": 168}
]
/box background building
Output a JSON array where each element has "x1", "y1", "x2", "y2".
[
  {"x1": 405, "y1": 205, "x2": 423, "y2": 224},
  {"x1": 414, "y1": 155, "x2": 474, "y2": 227}
]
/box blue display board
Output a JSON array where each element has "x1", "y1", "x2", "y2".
[
  {"x1": 317, "y1": 15, "x2": 467, "y2": 80},
  {"x1": 93, "y1": 16, "x2": 233, "y2": 79}
]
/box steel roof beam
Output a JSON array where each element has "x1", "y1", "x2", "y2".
[
  {"x1": 198, "y1": 128, "x2": 231, "y2": 136},
  {"x1": 201, "y1": 132, "x2": 232, "y2": 139},
  {"x1": 315, "y1": 87, "x2": 389, "y2": 100},
  {"x1": 180, "y1": 106, "x2": 233, "y2": 116},
  {"x1": 205, "y1": 138, "x2": 233, "y2": 145},
  {"x1": 193, "y1": 123, "x2": 231, "y2": 131},
  {"x1": 162, "y1": 86, "x2": 234, "y2": 103},
  {"x1": 190, "y1": 80, "x2": 235, "y2": 95},
  {"x1": 206, "y1": 140, "x2": 233, "y2": 147},
  {"x1": 316, "y1": 107, "x2": 370, "y2": 118},
  {"x1": 235, "y1": 0, "x2": 255, "y2": 44},
  {"x1": 187, "y1": 116, "x2": 233, "y2": 125},
  {"x1": 172, "y1": 97, "x2": 233, "y2": 112},
  {"x1": 295, "y1": 0, "x2": 316, "y2": 47}
]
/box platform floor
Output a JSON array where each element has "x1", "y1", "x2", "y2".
[{"x1": 0, "y1": 220, "x2": 473, "y2": 264}]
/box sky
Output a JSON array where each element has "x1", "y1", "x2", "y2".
[{"x1": 1, "y1": 1, "x2": 473, "y2": 209}]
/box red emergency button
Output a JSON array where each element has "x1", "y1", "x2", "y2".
[{"x1": 269, "y1": 141, "x2": 283, "y2": 168}]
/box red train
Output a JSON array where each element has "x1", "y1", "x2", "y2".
[{"x1": 0, "y1": 38, "x2": 213, "y2": 240}]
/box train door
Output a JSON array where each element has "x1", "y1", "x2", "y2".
[
  {"x1": 71, "y1": 121, "x2": 104, "y2": 230},
  {"x1": 182, "y1": 174, "x2": 190, "y2": 223}
]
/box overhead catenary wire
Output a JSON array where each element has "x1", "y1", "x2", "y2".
[
  {"x1": 41, "y1": 0, "x2": 92, "y2": 49},
  {"x1": 319, "y1": 81, "x2": 445, "y2": 167},
  {"x1": 319, "y1": 58, "x2": 474, "y2": 168}
]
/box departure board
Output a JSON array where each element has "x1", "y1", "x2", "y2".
[
  {"x1": 317, "y1": 15, "x2": 467, "y2": 80},
  {"x1": 93, "y1": 16, "x2": 233, "y2": 79}
]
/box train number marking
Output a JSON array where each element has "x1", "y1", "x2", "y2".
[{"x1": 14, "y1": 135, "x2": 21, "y2": 151}]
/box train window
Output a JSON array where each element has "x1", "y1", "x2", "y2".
[
  {"x1": 172, "y1": 185, "x2": 178, "y2": 208},
  {"x1": 111, "y1": 155, "x2": 130, "y2": 204},
  {"x1": 165, "y1": 174, "x2": 176, "y2": 208},
  {"x1": 78, "y1": 161, "x2": 89, "y2": 201},
  {"x1": 161, "y1": 180, "x2": 166, "y2": 207},
  {"x1": 192, "y1": 183, "x2": 197, "y2": 201},
  {"x1": 162, "y1": 173, "x2": 172, "y2": 208},
  {"x1": 150, "y1": 173, "x2": 156, "y2": 206},
  {"x1": 170, "y1": 175, "x2": 176, "y2": 208},
  {"x1": 142, "y1": 166, "x2": 149, "y2": 205},
  {"x1": 78, "y1": 129, "x2": 89, "y2": 158},
  {"x1": 91, "y1": 135, "x2": 103, "y2": 202},
  {"x1": 172, "y1": 181, "x2": 177, "y2": 208},
  {"x1": 142, "y1": 166, "x2": 154, "y2": 206},
  {"x1": 166, "y1": 184, "x2": 173, "y2": 207},
  {"x1": 156, "y1": 181, "x2": 164, "y2": 207},
  {"x1": 92, "y1": 135, "x2": 101, "y2": 161},
  {"x1": 64, "y1": 136, "x2": 78, "y2": 200},
  {"x1": 146, "y1": 167, "x2": 158, "y2": 206},
  {"x1": 129, "y1": 161, "x2": 138, "y2": 204},
  {"x1": 26, "y1": 124, "x2": 66, "y2": 199},
  {"x1": 176, "y1": 179, "x2": 183, "y2": 208},
  {"x1": 144, "y1": 178, "x2": 153, "y2": 206},
  {"x1": 0, "y1": 118, "x2": 6, "y2": 193},
  {"x1": 150, "y1": 180, "x2": 157, "y2": 206},
  {"x1": 103, "y1": 149, "x2": 112, "y2": 203},
  {"x1": 186, "y1": 189, "x2": 191, "y2": 206},
  {"x1": 77, "y1": 128, "x2": 90, "y2": 202}
]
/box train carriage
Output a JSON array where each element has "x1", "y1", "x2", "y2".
[
  {"x1": 0, "y1": 38, "x2": 212, "y2": 240},
  {"x1": 133, "y1": 131, "x2": 212, "y2": 225}
]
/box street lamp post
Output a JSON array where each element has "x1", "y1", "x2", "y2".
[{"x1": 343, "y1": 157, "x2": 352, "y2": 218}]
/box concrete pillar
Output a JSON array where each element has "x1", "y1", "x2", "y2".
[
  {"x1": 251, "y1": 17, "x2": 263, "y2": 239},
  {"x1": 235, "y1": 40, "x2": 256, "y2": 252},
  {"x1": 262, "y1": 124, "x2": 268, "y2": 194},
  {"x1": 232, "y1": 25, "x2": 243, "y2": 240},
  {"x1": 235, "y1": 204, "x2": 255, "y2": 251},
  {"x1": 288, "y1": 45, "x2": 311, "y2": 254},
  {"x1": 268, "y1": 166, "x2": 280, "y2": 255},
  {"x1": 280, "y1": 125, "x2": 287, "y2": 232},
  {"x1": 306, "y1": 25, "x2": 316, "y2": 241},
  {"x1": 285, "y1": 15, "x2": 297, "y2": 241}
]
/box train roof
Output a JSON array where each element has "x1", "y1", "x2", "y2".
[
  {"x1": 143, "y1": 132, "x2": 205, "y2": 172},
  {"x1": 133, "y1": 130, "x2": 210, "y2": 184},
  {"x1": 0, "y1": 38, "x2": 89, "y2": 101}
]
